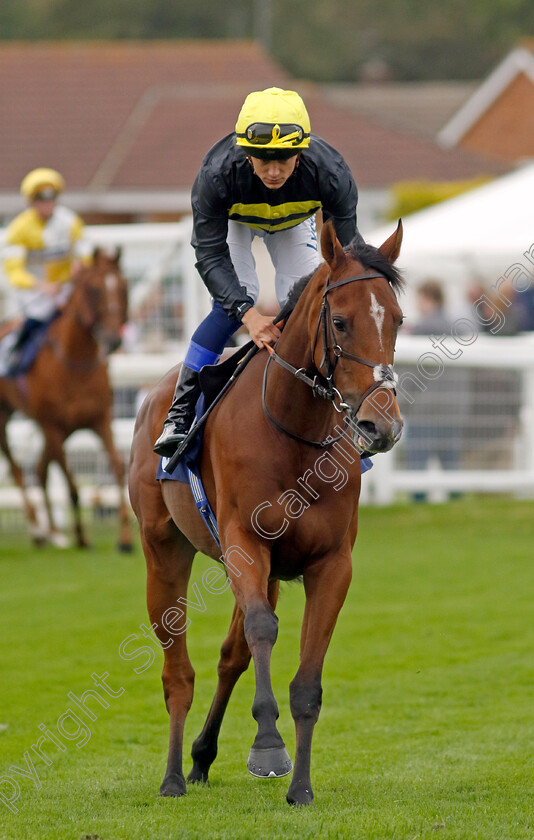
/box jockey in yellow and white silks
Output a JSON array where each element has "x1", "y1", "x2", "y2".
[
  {"x1": 1, "y1": 168, "x2": 92, "y2": 373},
  {"x1": 3, "y1": 168, "x2": 91, "y2": 320}
]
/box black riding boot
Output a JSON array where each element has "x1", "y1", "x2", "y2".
[{"x1": 153, "y1": 364, "x2": 201, "y2": 457}]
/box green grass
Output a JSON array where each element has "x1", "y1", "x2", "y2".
[{"x1": 0, "y1": 498, "x2": 533, "y2": 840}]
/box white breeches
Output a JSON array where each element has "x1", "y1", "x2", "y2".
[{"x1": 227, "y1": 216, "x2": 321, "y2": 307}]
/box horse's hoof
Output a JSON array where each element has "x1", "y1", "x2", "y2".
[
  {"x1": 49, "y1": 531, "x2": 71, "y2": 549},
  {"x1": 187, "y1": 765, "x2": 209, "y2": 785},
  {"x1": 159, "y1": 773, "x2": 187, "y2": 797},
  {"x1": 118, "y1": 541, "x2": 134, "y2": 553},
  {"x1": 247, "y1": 746, "x2": 292, "y2": 778},
  {"x1": 30, "y1": 524, "x2": 49, "y2": 546},
  {"x1": 286, "y1": 785, "x2": 314, "y2": 807}
]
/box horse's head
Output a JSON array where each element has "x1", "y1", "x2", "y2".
[
  {"x1": 311, "y1": 221, "x2": 405, "y2": 455},
  {"x1": 73, "y1": 247, "x2": 129, "y2": 354}
]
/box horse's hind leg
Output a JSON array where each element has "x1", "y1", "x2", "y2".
[
  {"x1": 142, "y1": 520, "x2": 196, "y2": 797},
  {"x1": 0, "y1": 407, "x2": 44, "y2": 542},
  {"x1": 188, "y1": 579, "x2": 280, "y2": 784}
]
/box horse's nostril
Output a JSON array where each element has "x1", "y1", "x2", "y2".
[{"x1": 357, "y1": 421, "x2": 376, "y2": 434}]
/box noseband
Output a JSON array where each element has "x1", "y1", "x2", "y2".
[{"x1": 262, "y1": 271, "x2": 398, "y2": 448}]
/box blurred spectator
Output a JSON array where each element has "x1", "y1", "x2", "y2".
[
  {"x1": 513, "y1": 274, "x2": 534, "y2": 332},
  {"x1": 466, "y1": 278, "x2": 519, "y2": 336},
  {"x1": 410, "y1": 279, "x2": 452, "y2": 336}
]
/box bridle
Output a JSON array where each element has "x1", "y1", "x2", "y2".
[{"x1": 262, "y1": 271, "x2": 399, "y2": 448}]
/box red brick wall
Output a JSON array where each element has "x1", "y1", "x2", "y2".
[{"x1": 460, "y1": 73, "x2": 534, "y2": 162}]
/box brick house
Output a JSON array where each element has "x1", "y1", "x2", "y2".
[{"x1": 438, "y1": 40, "x2": 534, "y2": 163}]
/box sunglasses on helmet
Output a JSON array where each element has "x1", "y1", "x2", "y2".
[
  {"x1": 238, "y1": 123, "x2": 309, "y2": 147},
  {"x1": 33, "y1": 188, "x2": 58, "y2": 201}
]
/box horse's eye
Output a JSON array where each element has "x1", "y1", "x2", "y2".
[{"x1": 332, "y1": 317, "x2": 346, "y2": 332}]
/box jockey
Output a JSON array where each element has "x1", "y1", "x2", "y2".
[
  {"x1": 1, "y1": 167, "x2": 92, "y2": 370},
  {"x1": 154, "y1": 86, "x2": 363, "y2": 457}
]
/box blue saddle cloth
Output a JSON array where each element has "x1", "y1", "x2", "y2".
[{"x1": 156, "y1": 396, "x2": 221, "y2": 548}]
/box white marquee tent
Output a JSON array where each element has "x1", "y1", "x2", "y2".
[{"x1": 363, "y1": 162, "x2": 534, "y2": 319}]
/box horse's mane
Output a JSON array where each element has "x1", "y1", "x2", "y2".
[
  {"x1": 276, "y1": 234, "x2": 404, "y2": 324},
  {"x1": 346, "y1": 238, "x2": 404, "y2": 294}
]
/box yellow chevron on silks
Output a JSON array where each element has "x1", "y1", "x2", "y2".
[{"x1": 228, "y1": 200, "x2": 322, "y2": 232}]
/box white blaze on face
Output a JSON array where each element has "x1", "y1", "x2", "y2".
[
  {"x1": 369, "y1": 292, "x2": 385, "y2": 349},
  {"x1": 105, "y1": 272, "x2": 118, "y2": 292},
  {"x1": 105, "y1": 272, "x2": 121, "y2": 315}
]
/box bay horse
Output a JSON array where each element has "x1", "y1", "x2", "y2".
[
  {"x1": 128, "y1": 221, "x2": 404, "y2": 805},
  {"x1": 0, "y1": 248, "x2": 133, "y2": 550}
]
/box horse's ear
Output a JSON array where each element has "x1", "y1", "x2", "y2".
[
  {"x1": 378, "y1": 219, "x2": 403, "y2": 264},
  {"x1": 321, "y1": 220, "x2": 345, "y2": 269}
]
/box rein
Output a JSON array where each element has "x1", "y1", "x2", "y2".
[
  {"x1": 262, "y1": 271, "x2": 399, "y2": 448},
  {"x1": 261, "y1": 356, "x2": 350, "y2": 449}
]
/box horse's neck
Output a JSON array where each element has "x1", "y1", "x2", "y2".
[
  {"x1": 52, "y1": 307, "x2": 97, "y2": 362},
  {"x1": 266, "y1": 276, "x2": 334, "y2": 440}
]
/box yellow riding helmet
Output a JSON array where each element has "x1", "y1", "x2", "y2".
[
  {"x1": 20, "y1": 168, "x2": 65, "y2": 200},
  {"x1": 235, "y1": 87, "x2": 311, "y2": 157}
]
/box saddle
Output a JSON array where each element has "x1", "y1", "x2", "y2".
[{"x1": 162, "y1": 341, "x2": 258, "y2": 476}]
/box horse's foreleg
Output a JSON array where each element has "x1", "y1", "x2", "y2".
[
  {"x1": 188, "y1": 579, "x2": 280, "y2": 784},
  {"x1": 0, "y1": 408, "x2": 43, "y2": 541},
  {"x1": 36, "y1": 430, "x2": 88, "y2": 548},
  {"x1": 224, "y1": 528, "x2": 291, "y2": 778},
  {"x1": 286, "y1": 550, "x2": 353, "y2": 807},
  {"x1": 142, "y1": 522, "x2": 196, "y2": 798},
  {"x1": 94, "y1": 417, "x2": 133, "y2": 552}
]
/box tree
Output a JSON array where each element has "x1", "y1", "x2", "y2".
[{"x1": 1, "y1": 0, "x2": 533, "y2": 82}]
